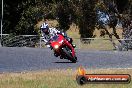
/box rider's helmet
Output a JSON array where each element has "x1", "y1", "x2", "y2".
[{"x1": 40, "y1": 23, "x2": 49, "y2": 34}]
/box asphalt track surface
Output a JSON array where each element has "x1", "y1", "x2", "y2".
[{"x1": 0, "y1": 47, "x2": 132, "y2": 72}]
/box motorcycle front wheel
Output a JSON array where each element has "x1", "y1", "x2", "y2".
[{"x1": 62, "y1": 47, "x2": 77, "y2": 63}]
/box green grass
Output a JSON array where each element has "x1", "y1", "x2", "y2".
[
  {"x1": 66, "y1": 26, "x2": 123, "y2": 50},
  {"x1": 0, "y1": 69, "x2": 132, "y2": 88},
  {"x1": 66, "y1": 30, "x2": 116, "y2": 50},
  {"x1": 72, "y1": 38, "x2": 115, "y2": 50}
]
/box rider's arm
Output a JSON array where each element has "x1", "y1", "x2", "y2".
[
  {"x1": 51, "y1": 28, "x2": 67, "y2": 37},
  {"x1": 51, "y1": 27, "x2": 61, "y2": 34}
]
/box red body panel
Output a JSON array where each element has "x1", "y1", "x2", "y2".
[{"x1": 50, "y1": 34, "x2": 75, "y2": 58}]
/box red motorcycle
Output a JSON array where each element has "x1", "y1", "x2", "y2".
[{"x1": 49, "y1": 34, "x2": 77, "y2": 63}]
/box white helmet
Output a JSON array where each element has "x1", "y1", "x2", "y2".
[{"x1": 41, "y1": 23, "x2": 49, "y2": 34}]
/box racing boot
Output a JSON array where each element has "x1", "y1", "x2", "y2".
[
  {"x1": 60, "y1": 56, "x2": 63, "y2": 59},
  {"x1": 69, "y1": 38, "x2": 76, "y2": 48},
  {"x1": 54, "y1": 52, "x2": 59, "y2": 57},
  {"x1": 54, "y1": 53, "x2": 59, "y2": 57},
  {"x1": 67, "y1": 37, "x2": 76, "y2": 48},
  {"x1": 72, "y1": 44, "x2": 76, "y2": 48}
]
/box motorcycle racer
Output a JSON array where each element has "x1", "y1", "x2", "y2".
[{"x1": 40, "y1": 20, "x2": 75, "y2": 49}]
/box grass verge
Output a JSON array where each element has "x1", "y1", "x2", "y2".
[{"x1": 0, "y1": 69, "x2": 131, "y2": 88}]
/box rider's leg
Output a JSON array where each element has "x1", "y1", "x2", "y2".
[
  {"x1": 61, "y1": 32, "x2": 76, "y2": 48},
  {"x1": 65, "y1": 36, "x2": 76, "y2": 48}
]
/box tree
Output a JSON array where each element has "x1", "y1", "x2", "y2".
[
  {"x1": 56, "y1": 0, "x2": 96, "y2": 38},
  {"x1": 78, "y1": 0, "x2": 96, "y2": 38},
  {"x1": 56, "y1": 0, "x2": 72, "y2": 31},
  {"x1": 2, "y1": 0, "x2": 132, "y2": 50},
  {"x1": 15, "y1": 6, "x2": 43, "y2": 35},
  {"x1": 95, "y1": 0, "x2": 132, "y2": 50}
]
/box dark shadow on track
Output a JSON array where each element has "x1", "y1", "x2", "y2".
[{"x1": 54, "y1": 61, "x2": 74, "y2": 63}]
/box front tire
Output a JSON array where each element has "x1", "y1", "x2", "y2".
[{"x1": 62, "y1": 47, "x2": 77, "y2": 63}]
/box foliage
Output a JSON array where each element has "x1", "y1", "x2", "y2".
[
  {"x1": 56, "y1": 0, "x2": 96, "y2": 38},
  {"x1": 56, "y1": 0, "x2": 71, "y2": 31},
  {"x1": 78, "y1": 0, "x2": 96, "y2": 38},
  {"x1": 2, "y1": 0, "x2": 131, "y2": 38},
  {"x1": 15, "y1": 6, "x2": 43, "y2": 35}
]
